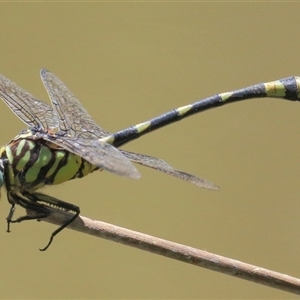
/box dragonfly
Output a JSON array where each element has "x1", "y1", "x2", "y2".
[{"x1": 0, "y1": 70, "x2": 299, "y2": 250}]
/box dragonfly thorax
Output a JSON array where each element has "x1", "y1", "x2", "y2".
[{"x1": 0, "y1": 133, "x2": 98, "y2": 194}]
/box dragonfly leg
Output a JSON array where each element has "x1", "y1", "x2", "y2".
[
  {"x1": 6, "y1": 203, "x2": 15, "y2": 232},
  {"x1": 6, "y1": 191, "x2": 80, "y2": 251},
  {"x1": 24, "y1": 192, "x2": 80, "y2": 251},
  {"x1": 10, "y1": 208, "x2": 50, "y2": 223},
  {"x1": 6, "y1": 193, "x2": 45, "y2": 225},
  {"x1": 6, "y1": 193, "x2": 51, "y2": 232},
  {"x1": 39, "y1": 209, "x2": 79, "y2": 251}
]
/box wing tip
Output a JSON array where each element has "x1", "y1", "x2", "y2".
[
  {"x1": 128, "y1": 168, "x2": 141, "y2": 179},
  {"x1": 204, "y1": 184, "x2": 220, "y2": 191}
]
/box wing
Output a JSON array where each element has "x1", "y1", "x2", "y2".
[
  {"x1": 40, "y1": 69, "x2": 108, "y2": 138},
  {"x1": 0, "y1": 73, "x2": 59, "y2": 130},
  {"x1": 44, "y1": 135, "x2": 140, "y2": 179},
  {"x1": 41, "y1": 69, "x2": 142, "y2": 179},
  {"x1": 41, "y1": 69, "x2": 218, "y2": 189},
  {"x1": 121, "y1": 150, "x2": 218, "y2": 190}
]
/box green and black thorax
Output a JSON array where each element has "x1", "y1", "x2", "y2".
[{"x1": 0, "y1": 128, "x2": 98, "y2": 195}]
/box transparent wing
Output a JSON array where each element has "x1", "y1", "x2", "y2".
[
  {"x1": 40, "y1": 69, "x2": 108, "y2": 138},
  {"x1": 121, "y1": 150, "x2": 218, "y2": 190},
  {"x1": 0, "y1": 73, "x2": 59, "y2": 129},
  {"x1": 44, "y1": 135, "x2": 140, "y2": 179},
  {"x1": 41, "y1": 69, "x2": 218, "y2": 189}
]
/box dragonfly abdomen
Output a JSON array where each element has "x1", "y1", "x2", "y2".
[{"x1": 1, "y1": 135, "x2": 98, "y2": 192}]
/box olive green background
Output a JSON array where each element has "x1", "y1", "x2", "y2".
[{"x1": 0, "y1": 2, "x2": 299, "y2": 299}]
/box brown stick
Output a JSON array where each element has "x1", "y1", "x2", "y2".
[{"x1": 27, "y1": 207, "x2": 300, "y2": 295}]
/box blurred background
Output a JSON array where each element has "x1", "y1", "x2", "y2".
[{"x1": 0, "y1": 2, "x2": 299, "y2": 299}]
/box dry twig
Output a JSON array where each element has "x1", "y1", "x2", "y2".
[{"x1": 26, "y1": 207, "x2": 300, "y2": 295}]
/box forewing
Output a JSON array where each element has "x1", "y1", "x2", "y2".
[
  {"x1": 40, "y1": 69, "x2": 109, "y2": 138},
  {"x1": 0, "y1": 73, "x2": 59, "y2": 129},
  {"x1": 44, "y1": 135, "x2": 140, "y2": 179}
]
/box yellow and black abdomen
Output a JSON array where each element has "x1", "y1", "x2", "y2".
[{"x1": 0, "y1": 136, "x2": 98, "y2": 192}]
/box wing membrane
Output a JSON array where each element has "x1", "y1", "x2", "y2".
[
  {"x1": 121, "y1": 150, "x2": 218, "y2": 190},
  {"x1": 41, "y1": 69, "x2": 108, "y2": 138},
  {"x1": 44, "y1": 135, "x2": 140, "y2": 179},
  {"x1": 0, "y1": 73, "x2": 59, "y2": 129}
]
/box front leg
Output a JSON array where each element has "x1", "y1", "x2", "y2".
[{"x1": 6, "y1": 192, "x2": 51, "y2": 232}]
